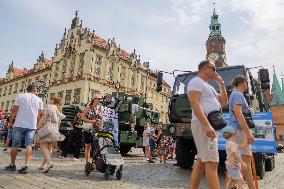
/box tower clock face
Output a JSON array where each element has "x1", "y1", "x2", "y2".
[{"x1": 208, "y1": 53, "x2": 219, "y2": 62}]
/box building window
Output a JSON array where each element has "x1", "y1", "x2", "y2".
[
  {"x1": 5, "y1": 101, "x2": 10, "y2": 111},
  {"x1": 35, "y1": 77, "x2": 40, "y2": 85},
  {"x1": 54, "y1": 64, "x2": 59, "y2": 81},
  {"x1": 140, "y1": 76, "x2": 146, "y2": 93},
  {"x1": 20, "y1": 81, "x2": 25, "y2": 92},
  {"x1": 58, "y1": 91, "x2": 64, "y2": 100},
  {"x1": 43, "y1": 75, "x2": 48, "y2": 85},
  {"x1": 70, "y1": 55, "x2": 76, "y2": 76},
  {"x1": 28, "y1": 79, "x2": 32, "y2": 86},
  {"x1": 1, "y1": 102, "x2": 4, "y2": 110},
  {"x1": 8, "y1": 85, "x2": 12, "y2": 94},
  {"x1": 73, "y1": 88, "x2": 81, "y2": 104},
  {"x1": 130, "y1": 71, "x2": 135, "y2": 88},
  {"x1": 94, "y1": 55, "x2": 102, "y2": 77},
  {"x1": 120, "y1": 66, "x2": 126, "y2": 86},
  {"x1": 3, "y1": 86, "x2": 7, "y2": 96},
  {"x1": 107, "y1": 57, "x2": 114, "y2": 80},
  {"x1": 65, "y1": 90, "x2": 72, "y2": 105},
  {"x1": 78, "y1": 53, "x2": 84, "y2": 75},
  {"x1": 14, "y1": 83, "x2": 18, "y2": 93},
  {"x1": 62, "y1": 59, "x2": 67, "y2": 79},
  {"x1": 50, "y1": 93, "x2": 55, "y2": 100}
]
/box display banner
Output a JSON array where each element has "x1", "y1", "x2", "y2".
[
  {"x1": 218, "y1": 112, "x2": 277, "y2": 153},
  {"x1": 102, "y1": 107, "x2": 119, "y2": 144}
]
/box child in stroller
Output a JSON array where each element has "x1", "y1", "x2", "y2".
[{"x1": 85, "y1": 130, "x2": 124, "y2": 180}]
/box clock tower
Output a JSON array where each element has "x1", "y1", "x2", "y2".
[{"x1": 206, "y1": 8, "x2": 228, "y2": 67}]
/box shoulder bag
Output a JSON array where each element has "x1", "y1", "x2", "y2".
[{"x1": 206, "y1": 87, "x2": 227, "y2": 131}]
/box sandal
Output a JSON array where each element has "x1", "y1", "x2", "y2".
[
  {"x1": 38, "y1": 165, "x2": 45, "y2": 170},
  {"x1": 43, "y1": 163, "x2": 54, "y2": 173}
]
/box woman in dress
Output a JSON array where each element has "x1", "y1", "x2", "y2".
[{"x1": 35, "y1": 96, "x2": 65, "y2": 173}]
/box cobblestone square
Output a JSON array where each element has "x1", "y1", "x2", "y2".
[{"x1": 1, "y1": 147, "x2": 284, "y2": 189}]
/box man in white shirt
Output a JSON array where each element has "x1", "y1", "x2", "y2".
[
  {"x1": 187, "y1": 60, "x2": 228, "y2": 189},
  {"x1": 5, "y1": 84, "x2": 43, "y2": 174}
]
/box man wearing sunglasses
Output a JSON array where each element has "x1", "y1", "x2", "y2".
[{"x1": 187, "y1": 60, "x2": 228, "y2": 189}]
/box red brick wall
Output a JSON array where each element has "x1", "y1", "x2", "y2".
[{"x1": 272, "y1": 105, "x2": 284, "y2": 144}]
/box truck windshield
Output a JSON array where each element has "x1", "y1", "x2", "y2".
[{"x1": 173, "y1": 66, "x2": 247, "y2": 95}]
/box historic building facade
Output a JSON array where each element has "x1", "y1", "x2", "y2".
[
  {"x1": 206, "y1": 8, "x2": 228, "y2": 67},
  {"x1": 0, "y1": 13, "x2": 171, "y2": 123}
]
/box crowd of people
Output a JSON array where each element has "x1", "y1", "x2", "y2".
[{"x1": 1, "y1": 59, "x2": 257, "y2": 189}]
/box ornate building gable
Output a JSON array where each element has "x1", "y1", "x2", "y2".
[
  {"x1": 206, "y1": 8, "x2": 228, "y2": 67},
  {"x1": 34, "y1": 52, "x2": 52, "y2": 71}
]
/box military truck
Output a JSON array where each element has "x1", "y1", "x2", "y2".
[
  {"x1": 156, "y1": 65, "x2": 276, "y2": 179},
  {"x1": 59, "y1": 92, "x2": 160, "y2": 155}
]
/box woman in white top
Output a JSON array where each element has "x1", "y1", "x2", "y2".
[
  {"x1": 143, "y1": 122, "x2": 154, "y2": 163},
  {"x1": 35, "y1": 96, "x2": 65, "y2": 173}
]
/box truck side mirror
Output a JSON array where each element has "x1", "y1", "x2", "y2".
[
  {"x1": 259, "y1": 69, "x2": 270, "y2": 90},
  {"x1": 259, "y1": 69, "x2": 270, "y2": 83},
  {"x1": 156, "y1": 71, "x2": 163, "y2": 92}
]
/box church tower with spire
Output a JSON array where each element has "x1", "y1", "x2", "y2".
[{"x1": 206, "y1": 7, "x2": 228, "y2": 67}]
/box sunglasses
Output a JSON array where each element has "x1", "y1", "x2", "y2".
[{"x1": 206, "y1": 66, "x2": 216, "y2": 72}]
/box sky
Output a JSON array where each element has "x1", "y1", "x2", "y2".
[{"x1": 0, "y1": 0, "x2": 284, "y2": 87}]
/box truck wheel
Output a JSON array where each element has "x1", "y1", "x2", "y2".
[
  {"x1": 265, "y1": 156, "x2": 275, "y2": 171},
  {"x1": 254, "y1": 153, "x2": 265, "y2": 179},
  {"x1": 176, "y1": 137, "x2": 196, "y2": 169},
  {"x1": 120, "y1": 145, "x2": 132, "y2": 155}
]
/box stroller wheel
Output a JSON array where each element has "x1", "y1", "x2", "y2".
[
  {"x1": 116, "y1": 170, "x2": 122, "y2": 180},
  {"x1": 110, "y1": 166, "x2": 116, "y2": 175},
  {"x1": 104, "y1": 171, "x2": 110, "y2": 180},
  {"x1": 85, "y1": 162, "x2": 93, "y2": 176}
]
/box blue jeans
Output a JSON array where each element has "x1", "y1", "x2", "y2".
[
  {"x1": 7, "y1": 129, "x2": 13, "y2": 140},
  {"x1": 149, "y1": 138, "x2": 156, "y2": 157},
  {"x1": 12, "y1": 127, "x2": 36, "y2": 147}
]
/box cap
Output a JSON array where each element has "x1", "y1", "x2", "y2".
[
  {"x1": 92, "y1": 94, "x2": 103, "y2": 99},
  {"x1": 222, "y1": 126, "x2": 235, "y2": 135}
]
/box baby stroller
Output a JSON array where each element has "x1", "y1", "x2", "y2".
[{"x1": 85, "y1": 130, "x2": 124, "y2": 180}]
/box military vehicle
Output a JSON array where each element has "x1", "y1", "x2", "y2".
[
  {"x1": 156, "y1": 65, "x2": 275, "y2": 179},
  {"x1": 59, "y1": 92, "x2": 160, "y2": 155}
]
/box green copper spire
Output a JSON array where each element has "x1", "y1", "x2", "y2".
[
  {"x1": 209, "y1": 8, "x2": 222, "y2": 37},
  {"x1": 270, "y1": 67, "x2": 284, "y2": 105}
]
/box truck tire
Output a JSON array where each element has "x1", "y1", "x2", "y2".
[
  {"x1": 176, "y1": 137, "x2": 196, "y2": 169},
  {"x1": 265, "y1": 156, "x2": 275, "y2": 171},
  {"x1": 254, "y1": 153, "x2": 265, "y2": 179},
  {"x1": 120, "y1": 145, "x2": 132, "y2": 155}
]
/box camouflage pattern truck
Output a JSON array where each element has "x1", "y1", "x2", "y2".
[
  {"x1": 157, "y1": 65, "x2": 275, "y2": 179},
  {"x1": 59, "y1": 92, "x2": 160, "y2": 155}
]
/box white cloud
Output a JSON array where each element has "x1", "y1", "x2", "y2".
[
  {"x1": 169, "y1": 0, "x2": 209, "y2": 26},
  {"x1": 225, "y1": 0, "x2": 284, "y2": 76}
]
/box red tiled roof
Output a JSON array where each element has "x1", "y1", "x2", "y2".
[
  {"x1": 117, "y1": 49, "x2": 131, "y2": 61},
  {"x1": 93, "y1": 36, "x2": 108, "y2": 49},
  {"x1": 11, "y1": 67, "x2": 26, "y2": 76},
  {"x1": 44, "y1": 59, "x2": 52, "y2": 65}
]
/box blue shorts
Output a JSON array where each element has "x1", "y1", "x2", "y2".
[
  {"x1": 7, "y1": 129, "x2": 13, "y2": 140},
  {"x1": 12, "y1": 127, "x2": 36, "y2": 147}
]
